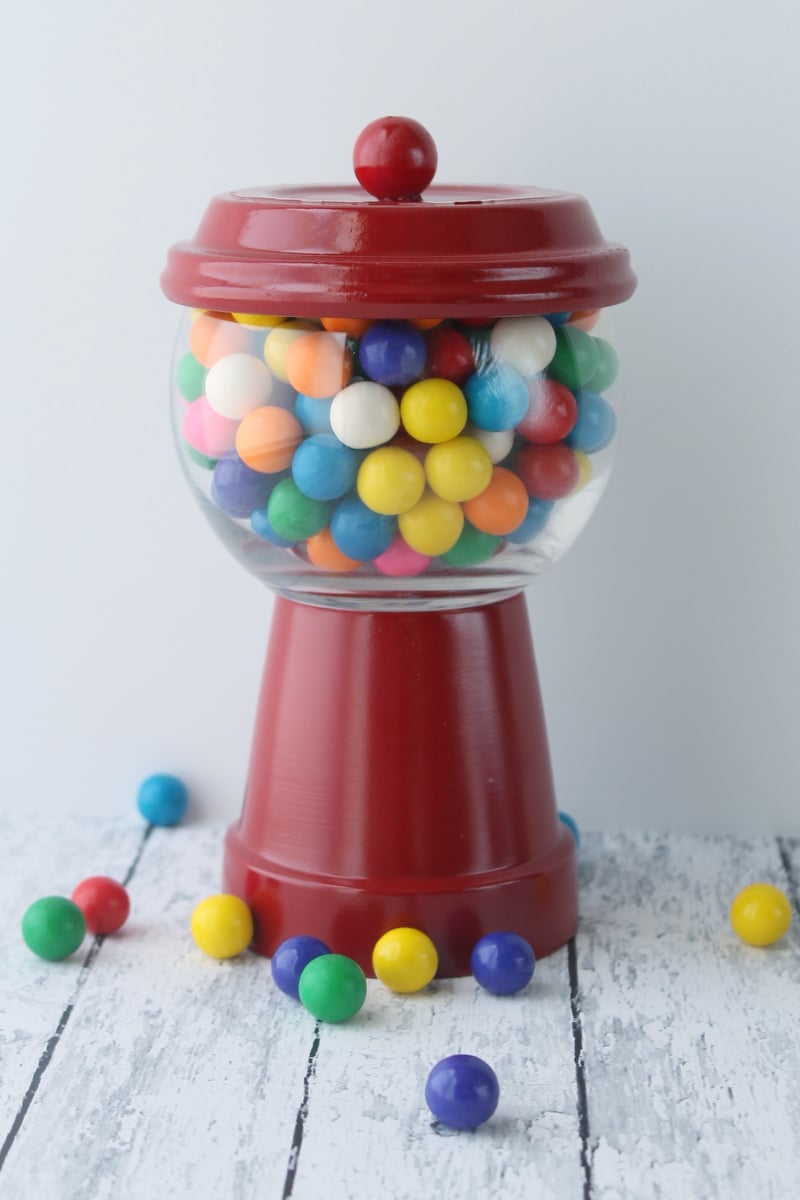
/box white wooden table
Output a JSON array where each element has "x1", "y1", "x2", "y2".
[{"x1": 1, "y1": 818, "x2": 798, "y2": 1200}]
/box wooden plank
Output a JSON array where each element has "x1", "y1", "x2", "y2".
[
  {"x1": 0, "y1": 817, "x2": 145, "y2": 1140},
  {"x1": 290, "y1": 952, "x2": 584, "y2": 1200},
  {"x1": 0, "y1": 823, "x2": 313, "y2": 1198},
  {"x1": 576, "y1": 832, "x2": 800, "y2": 1200}
]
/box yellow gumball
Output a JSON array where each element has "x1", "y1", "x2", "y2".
[
  {"x1": 372, "y1": 927, "x2": 439, "y2": 993},
  {"x1": 425, "y1": 436, "x2": 493, "y2": 502},
  {"x1": 191, "y1": 894, "x2": 254, "y2": 959},
  {"x1": 730, "y1": 883, "x2": 792, "y2": 946},
  {"x1": 400, "y1": 379, "x2": 467, "y2": 444},
  {"x1": 398, "y1": 491, "x2": 464, "y2": 556},
  {"x1": 572, "y1": 450, "x2": 594, "y2": 493},
  {"x1": 357, "y1": 447, "x2": 426, "y2": 515},
  {"x1": 232, "y1": 312, "x2": 284, "y2": 328}
]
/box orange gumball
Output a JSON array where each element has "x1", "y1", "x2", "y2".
[
  {"x1": 321, "y1": 316, "x2": 373, "y2": 338},
  {"x1": 463, "y1": 467, "x2": 529, "y2": 536},
  {"x1": 409, "y1": 317, "x2": 443, "y2": 330},
  {"x1": 306, "y1": 528, "x2": 362, "y2": 572},
  {"x1": 285, "y1": 332, "x2": 353, "y2": 399},
  {"x1": 189, "y1": 313, "x2": 252, "y2": 367},
  {"x1": 236, "y1": 406, "x2": 303, "y2": 474},
  {"x1": 567, "y1": 309, "x2": 601, "y2": 332}
]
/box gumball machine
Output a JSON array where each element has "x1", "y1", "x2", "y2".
[{"x1": 161, "y1": 117, "x2": 635, "y2": 976}]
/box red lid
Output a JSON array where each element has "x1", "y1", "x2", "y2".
[{"x1": 161, "y1": 117, "x2": 636, "y2": 318}]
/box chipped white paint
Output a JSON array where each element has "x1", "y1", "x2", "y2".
[{"x1": 0, "y1": 823, "x2": 798, "y2": 1200}]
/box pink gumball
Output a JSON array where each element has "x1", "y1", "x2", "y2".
[
  {"x1": 183, "y1": 395, "x2": 240, "y2": 459},
  {"x1": 374, "y1": 536, "x2": 431, "y2": 577}
]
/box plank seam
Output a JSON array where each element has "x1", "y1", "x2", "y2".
[
  {"x1": 568, "y1": 936, "x2": 593, "y2": 1200},
  {"x1": 0, "y1": 824, "x2": 154, "y2": 1175},
  {"x1": 777, "y1": 836, "x2": 800, "y2": 916},
  {"x1": 282, "y1": 1024, "x2": 321, "y2": 1199}
]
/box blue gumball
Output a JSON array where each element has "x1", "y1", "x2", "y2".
[
  {"x1": 464, "y1": 365, "x2": 529, "y2": 431},
  {"x1": 471, "y1": 931, "x2": 536, "y2": 996},
  {"x1": 330, "y1": 495, "x2": 396, "y2": 561},
  {"x1": 359, "y1": 323, "x2": 427, "y2": 387},
  {"x1": 559, "y1": 811, "x2": 580, "y2": 846},
  {"x1": 425, "y1": 1055, "x2": 500, "y2": 1130},
  {"x1": 137, "y1": 774, "x2": 189, "y2": 827},
  {"x1": 564, "y1": 390, "x2": 616, "y2": 454},
  {"x1": 505, "y1": 497, "x2": 554, "y2": 544},
  {"x1": 545, "y1": 312, "x2": 571, "y2": 326},
  {"x1": 271, "y1": 935, "x2": 332, "y2": 999},
  {"x1": 291, "y1": 434, "x2": 359, "y2": 501},
  {"x1": 251, "y1": 506, "x2": 296, "y2": 547},
  {"x1": 295, "y1": 393, "x2": 334, "y2": 436}
]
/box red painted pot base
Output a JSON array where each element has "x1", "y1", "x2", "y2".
[{"x1": 223, "y1": 592, "x2": 577, "y2": 977}]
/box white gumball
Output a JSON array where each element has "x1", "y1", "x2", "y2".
[
  {"x1": 330, "y1": 381, "x2": 400, "y2": 449},
  {"x1": 205, "y1": 352, "x2": 273, "y2": 419},
  {"x1": 490, "y1": 316, "x2": 557, "y2": 376}
]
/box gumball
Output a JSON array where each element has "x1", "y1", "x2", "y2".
[
  {"x1": 295, "y1": 393, "x2": 334, "y2": 436},
  {"x1": 22, "y1": 897, "x2": 86, "y2": 961},
  {"x1": 567, "y1": 308, "x2": 601, "y2": 332},
  {"x1": 373, "y1": 536, "x2": 431, "y2": 577},
  {"x1": 425, "y1": 1055, "x2": 500, "y2": 1130},
  {"x1": 517, "y1": 378, "x2": 578, "y2": 445},
  {"x1": 588, "y1": 338, "x2": 619, "y2": 392},
  {"x1": 400, "y1": 378, "x2": 467, "y2": 444},
  {"x1": 267, "y1": 479, "x2": 331, "y2": 541},
  {"x1": 515, "y1": 443, "x2": 579, "y2": 500},
  {"x1": 285, "y1": 331, "x2": 353, "y2": 399},
  {"x1": 321, "y1": 316, "x2": 373, "y2": 338},
  {"x1": 330, "y1": 380, "x2": 400, "y2": 449},
  {"x1": 292, "y1": 434, "x2": 360, "y2": 500},
  {"x1": 271, "y1": 935, "x2": 331, "y2": 999},
  {"x1": 183, "y1": 396, "x2": 240, "y2": 461},
  {"x1": 410, "y1": 317, "x2": 443, "y2": 330},
  {"x1": 547, "y1": 326, "x2": 600, "y2": 391},
  {"x1": 372, "y1": 927, "x2": 438, "y2": 993},
  {"x1": 231, "y1": 312, "x2": 283, "y2": 328},
  {"x1": 137, "y1": 773, "x2": 189, "y2": 826},
  {"x1": 236, "y1": 406, "x2": 304, "y2": 474},
  {"x1": 546, "y1": 312, "x2": 571, "y2": 326},
  {"x1": 572, "y1": 450, "x2": 594, "y2": 493},
  {"x1": 360, "y1": 322, "x2": 427, "y2": 387},
  {"x1": 191, "y1": 894, "x2": 254, "y2": 959},
  {"x1": 306, "y1": 528, "x2": 363, "y2": 572},
  {"x1": 462, "y1": 467, "x2": 528, "y2": 536},
  {"x1": 471, "y1": 931, "x2": 536, "y2": 995},
  {"x1": 506, "y1": 497, "x2": 554, "y2": 543},
  {"x1": 176, "y1": 351, "x2": 206, "y2": 402},
  {"x1": 425, "y1": 326, "x2": 475, "y2": 385},
  {"x1": 189, "y1": 313, "x2": 252, "y2": 368},
  {"x1": 398, "y1": 492, "x2": 464, "y2": 557},
  {"x1": 565, "y1": 391, "x2": 616, "y2": 454},
  {"x1": 490, "y1": 316, "x2": 557, "y2": 376},
  {"x1": 211, "y1": 454, "x2": 271, "y2": 518},
  {"x1": 559, "y1": 811, "x2": 581, "y2": 846},
  {"x1": 357, "y1": 447, "x2": 426, "y2": 515},
  {"x1": 251, "y1": 505, "x2": 296, "y2": 547},
  {"x1": 440, "y1": 523, "x2": 502, "y2": 568},
  {"x1": 353, "y1": 115, "x2": 437, "y2": 200},
  {"x1": 730, "y1": 884, "x2": 792, "y2": 946},
  {"x1": 466, "y1": 424, "x2": 515, "y2": 464},
  {"x1": 298, "y1": 954, "x2": 367, "y2": 1022},
  {"x1": 464, "y1": 365, "x2": 529, "y2": 432},
  {"x1": 331, "y1": 495, "x2": 396, "y2": 561},
  {"x1": 263, "y1": 319, "x2": 319, "y2": 382},
  {"x1": 71, "y1": 877, "x2": 130, "y2": 935},
  {"x1": 424, "y1": 436, "x2": 493, "y2": 503},
  {"x1": 205, "y1": 352, "x2": 273, "y2": 420},
  {"x1": 184, "y1": 444, "x2": 218, "y2": 471}
]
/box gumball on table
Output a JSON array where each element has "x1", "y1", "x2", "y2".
[
  {"x1": 71, "y1": 877, "x2": 130, "y2": 935},
  {"x1": 161, "y1": 116, "x2": 635, "y2": 976},
  {"x1": 425, "y1": 1055, "x2": 500, "y2": 1130},
  {"x1": 22, "y1": 897, "x2": 86, "y2": 961}
]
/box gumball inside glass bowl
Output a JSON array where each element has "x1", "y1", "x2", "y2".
[{"x1": 162, "y1": 117, "x2": 636, "y2": 976}]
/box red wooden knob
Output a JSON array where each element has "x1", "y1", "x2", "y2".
[{"x1": 353, "y1": 116, "x2": 438, "y2": 201}]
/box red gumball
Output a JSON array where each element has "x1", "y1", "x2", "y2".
[
  {"x1": 515, "y1": 443, "x2": 579, "y2": 499},
  {"x1": 425, "y1": 326, "x2": 475, "y2": 385},
  {"x1": 517, "y1": 379, "x2": 578, "y2": 445},
  {"x1": 71, "y1": 876, "x2": 130, "y2": 935},
  {"x1": 353, "y1": 116, "x2": 437, "y2": 201}
]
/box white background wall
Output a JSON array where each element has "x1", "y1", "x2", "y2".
[{"x1": 1, "y1": 0, "x2": 798, "y2": 833}]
